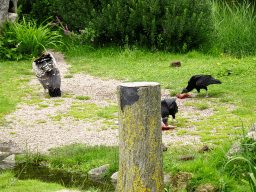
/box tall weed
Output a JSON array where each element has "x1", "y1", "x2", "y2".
[
  {"x1": 224, "y1": 124, "x2": 256, "y2": 191},
  {"x1": 212, "y1": 0, "x2": 256, "y2": 57},
  {"x1": 6, "y1": 17, "x2": 63, "y2": 58}
]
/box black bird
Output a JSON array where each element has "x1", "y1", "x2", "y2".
[
  {"x1": 181, "y1": 74, "x2": 221, "y2": 97},
  {"x1": 32, "y1": 53, "x2": 61, "y2": 97},
  {"x1": 161, "y1": 98, "x2": 178, "y2": 126}
]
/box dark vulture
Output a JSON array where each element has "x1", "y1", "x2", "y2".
[
  {"x1": 181, "y1": 74, "x2": 221, "y2": 97},
  {"x1": 32, "y1": 53, "x2": 61, "y2": 97},
  {"x1": 161, "y1": 98, "x2": 178, "y2": 126}
]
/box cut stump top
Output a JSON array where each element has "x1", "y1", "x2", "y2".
[{"x1": 119, "y1": 82, "x2": 160, "y2": 87}]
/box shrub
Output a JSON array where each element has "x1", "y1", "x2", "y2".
[
  {"x1": 163, "y1": 0, "x2": 214, "y2": 52},
  {"x1": 5, "y1": 17, "x2": 63, "y2": 58},
  {"x1": 0, "y1": 23, "x2": 23, "y2": 60},
  {"x1": 18, "y1": 0, "x2": 57, "y2": 25},
  {"x1": 55, "y1": 0, "x2": 214, "y2": 52}
]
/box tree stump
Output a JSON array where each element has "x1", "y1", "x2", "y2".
[{"x1": 116, "y1": 82, "x2": 164, "y2": 192}]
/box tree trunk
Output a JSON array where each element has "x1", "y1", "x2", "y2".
[
  {"x1": 116, "y1": 82, "x2": 164, "y2": 192},
  {"x1": 0, "y1": 0, "x2": 9, "y2": 26}
]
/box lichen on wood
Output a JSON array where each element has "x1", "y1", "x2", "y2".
[{"x1": 116, "y1": 82, "x2": 164, "y2": 192}]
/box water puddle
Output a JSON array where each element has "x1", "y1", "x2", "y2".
[
  {"x1": 13, "y1": 162, "x2": 115, "y2": 191},
  {"x1": 0, "y1": 141, "x2": 115, "y2": 191}
]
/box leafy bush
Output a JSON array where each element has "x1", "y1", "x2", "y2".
[
  {"x1": 55, "y1": 0, "x2": 214, "y2": 52},
  {"x1": 49, "y1": 18, "x2": 97, "y2": 47},
  {"x1": 0, "y1": 23, "x2": 23, "y2": 60},
  {"x1": 163, "y1": 0, "x2": 213, "y2": 52},
  {"x1": 5, "y1": 17, "x2": 63, "y2": 58},
  {"x1": 18, "y1": 0, "x2": 57, "y2": 24}
]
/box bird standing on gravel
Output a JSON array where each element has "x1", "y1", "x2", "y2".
[
  {"x1": 181, "y1": 74, "x2": 221, "y2": 97},
  {"x1": 161, "y1": 98, "x2": 178, "y2": 126},
  {"x1": 32, "y1": 53, "x2": 61, "y2": 97}
]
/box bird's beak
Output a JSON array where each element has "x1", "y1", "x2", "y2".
[{"x1": 162, "y1": 117, "x2": 168, "y2": 126}]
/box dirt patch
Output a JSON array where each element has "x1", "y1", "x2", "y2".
[{"x1": 0, "y1": 51, "x2": 235, "y2": 154}]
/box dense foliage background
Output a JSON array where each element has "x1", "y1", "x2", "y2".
[
  {"x1": 0, "y1": 0, "x2": 252, "y2": 58},
  {"x1": 17, "y1": 0, "x2": 213, "y2": 52}
]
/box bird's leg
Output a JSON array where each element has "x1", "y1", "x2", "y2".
[
  {"x1": 205, "y1": 87, "x2": 208, "y2": 97},
  {"x1": 172, "y1": 114, "x2": 177, "y2": 122},
  {"x1": 205, "y1": 90, "x2": 209, "y2": 97},
  {"x1": 195, "y1": 88, "x2": 200, "y2": 97}
]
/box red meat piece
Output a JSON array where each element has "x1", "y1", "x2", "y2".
[{"x1": 176, "y1": 94, "x2": 190, "y2": 99}]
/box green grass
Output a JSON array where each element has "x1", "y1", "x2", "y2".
[
  {"x1": 0, "y1": 60, "x2": 34, "y2": 125},
  {"x1": 0, "y1": 170, "x2": 78, "y2": 192},
  {"x1": 46, "y1": 143, "x2": 119, "y2": 174},
  {"x1": 22, "y1": 97, "x2": 44, "y2": 105},
  {"x1": 50, "y1": 114, "x2": 62, "y2": 121},
  {"x1": 67, "y1": 103, "x2": 118, "y2": 121},
  {"x1": 65, "y1": 46, "x2": 256, "y2": 112},
  {"x1": 97, "y1": 105, "x2": 118, "y2": 119},
  {"x1": 64, "y1": 75, "x2": 73, "y2": 78},
  {"x1": 211, "y1": 1, "x2": 256, "y2": 58},
  {"x1": 185, "y1": 101, "x2": 210, "y2": 110},
  {"x1": 68, "y1": 103, "x2": 99, "y2": 120},
  {"x1": 37, "y1": 104, "x2": 49, "y2": 108},
  {"x1": 163, "y1": 144, "x2": 253, "y2": 191},
  {"x1": 13, "y1": 141, "x2": 254, "y2": 191},
  {"x1": 75, "y1": 95, "x2": 91, "y2": 100},
  {"x1": 36, "y1": 119, "x2": 47, "y2": 124}
]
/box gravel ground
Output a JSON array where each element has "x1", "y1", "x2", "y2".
[{"x1": 0, "y1": 51, "x2": 235, "y2": 154}]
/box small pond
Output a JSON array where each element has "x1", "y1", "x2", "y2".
[{"x1": 0, "y1": 161, "x2": 115, "y2": 191}]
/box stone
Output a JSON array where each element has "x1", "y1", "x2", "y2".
[
  {"x1": 195, "y1": 183, "x2": 219, "y2": 192},
  {"x1": 110, "y1": 171, "x2": 118, "y2": 187},
  {"x1": 88, "y1": 164, "x2": 109, "y2": 183},
  {"x1": 0, "y1": 152, "x2": 11, "y2": 161},
  {"x1": 226, "y1": 142, "x2": 243, "y2": 157},
  {"x1": 7, "y1": 12, "x2": 18, "y2": 22},
  {"x1": 171, "y1": 61, "x2": 181, "y2": 67},
  {"x1": 199, "y1": 145, "x2": 211, "y2": 153},
  {"x1": 2, "y1": 154, "x2": 15, "y2": 162},
  {"x1": 163, "y1": 174, "x2": 171, "y2": 187},
  {"x1": 169, "y1": 171, "x2": 193, "y2": 192},
  {"x1": 179, "y1": 155, "x2": 194, "y2": 161},
  {"x1": 0, "y1": 141, "x2": 23, "y2": 154},
  {"x1": 246, "y1": 123, "x2": 256, "y2": 140},
  {"x1": 226, "y1": 123, "x2": 256, "y2": 157}
]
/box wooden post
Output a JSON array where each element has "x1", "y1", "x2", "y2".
[{"x1": 116, "y1": 82, "x2": 164, "y2": 192}]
